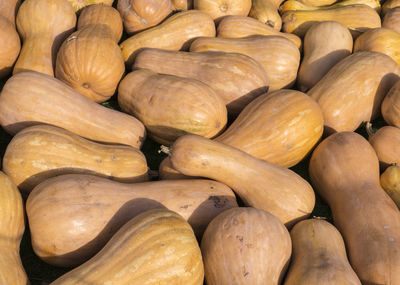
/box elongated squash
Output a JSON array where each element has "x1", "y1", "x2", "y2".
[
  {"x1": 50, "y1": 209, "x2": 204, "y2": 284},
  {"x1": 0, "y1": 16, "x2": 20, "y2": 79},
  {"x1": 0, "y1": 71, "x2": 146, "y2": 148},
  {"x1": 296, "y1": 0, "x2": 336, "y2": 6},
  {"x1": 309, "y1": 131, "x2": 400, "y2": 284},
  {"x1": 159, "y1": 156, "x2": 192, "y2": 180},
  {"x1": 279, "y1": 0, "x2": 381, "y2": 14}
]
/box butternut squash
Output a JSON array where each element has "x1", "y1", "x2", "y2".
[
  {"x1": 308, "y1": 51, "x2": 400, "y2": 134},
  {"x1": 0, "y1": 71, "x2": 146, "y2": 148},
  {"x1": 2, "y1": 125, "x2": 148, "y2": 195},
  {"x1": 0, "y1": 0, "x2": 20, "y2": 26},
  {"x1": 120, "y1": 10, "x2": 216, "y2": 66},
  {"x1": 297, "y1": 21, "x2": 353, "y2": 92},
  {"x1": 0, "y1": 16, "x2": 20, "y2": 79},
  {"x1": 50, "y1": 209, "x2": 204, "y2": 284},
  {"x1": 202, "y1": 207, "x2": 291, "y2": 285},
  {"x1": 190, "y1": 35, "x2": 300, "y2": 91},
  {"x1": 159, "y1": 156, "x2": 192, "y2": 180},
  {"x1": 169, "y1": 134, "x2": 315, "y2": 227},
  {"x1": 309, "y1": 131, "x2": 400, "y2": 284},
  {"x1": 66, "y1": 0, "x2": 113, "y2": 12},
  {"x1": 172, "y1": 0, "x2": 193, "y2": 9},
  {"x1": 380, "y1": 165, "x2": 400, "y2": 209},
  {"x1": 27, "y1": 175, "x2": 237, "y2": 266},
  {"x1": 380, "y1": 79, "x2": 400, "y2": 129},
  {"x1": 296, "y1": 0, "x2": 336, "y2": 6},
  {"x1": 133, "y1": 48, "x2": 269, "y2": 115},
  {"x1": 194, "y1": 0, "x2": 252, "y2": 21},
  {"x1": 14, "y1": 0, "x2": 76, "y2": 76},
  {"x1": 249, "y1": 0, "x2": 282, "y2": 30},
  {"x1": 284, "y1": 219, "x2": 361, "y2": 285},
  {"x1": 382, "y1": 0, "x2": 400, "y2": 16},
  {"x1": 279, "y1": 0, "x2": 381, "y2": 14},
  {"x1": 383, "y1": 7, "x2": 400, "y2": 34}
]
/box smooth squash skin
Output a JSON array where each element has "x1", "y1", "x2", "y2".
[
  {"x1": 309, "y1": 131, "x2": 400, "y2": 284},
  {"x1": 382, "y1": 80, "x2": 400, "y2": 128},
  {"x1": 66, "y1": 0, "x2": 113, "y2": 12},
  {"x1": 217, "y1": 15, "x2": 302, "y2": 49},
  {"x1": 308, "y1": 51, "x2": 400, "y2": 134},
  {"x1": 118, "y1": 69, "x2": 227, "y2": 145},
  {"x1": 0, "y1": 172, "x2": 28, "y2": 285},
  {"x1": 159, "y1": 156, "x2": 192, "y2": 180},
  {"x1": 201, "y1": 207, "x2": 291, "y2": 285},
  {"x1": 295, "y1": 0, "x2": 336, "y2": 6},
  {"x1": 169, "y1": 134, "x2": 315, "y2": 227},
  {"x1": 0, "y1": 0, "x2": 20, "y2": 26},
  {"x1": 382, "y1": 0, "x2": 400, "y2": 16},
  {"x1": 172, "y1": 0, "x2": 193, "y2": 9},
  {"x1": 2, "y1": 125, "x2": 148, "y2": 195},
  {"x1": 120, "y1": 10, "x2": 216, "y2": 66},
  {"x1": 0, "y1": 71, "x2": 146, "y2": 148},
  {"x1": 50, "y1": 209, "x2": 204, "y2": 284},
  {"x1": 133, "y1": 48, "x2": 269, "y2": 115},
  {"x1": 0, "y1": 16, "x2": 20, "y2": 79},
  {"x1": 284, "y1": 219, "x2": 361, "y2": 285},
  {"x1": 248, "y1": 0, "x2": 282, "y2": 30},
  {"x1": 383, "y1": 7, "x2": 400, "y2": 34},
  {"x1": 279, "y1": 0, "x2": 381, "y2": 14},
  {"x1": 367, "y1": 125, "x2": 400, "y2": 169},
  {"x1": 27, "y1": 175, "x2": 237, "y2": 267},
  {"x1": 14, "y1": 0, "x2": 76, "y2": 76},
  {"x1": 297, "y1": 21, "x2": 353, "y2": 92},
  {"x1": 190, "y1": 35, "x2": 300, "y2": 91},
  {"x1": 215, "y1": 89, "x2": 324, "y2": 167},
  {"x1": 380, "y1": 165, "x2": 400, "y2": 209},
  {"x1": 194, "y1": 0, "x2": 252, "y2": 21}
]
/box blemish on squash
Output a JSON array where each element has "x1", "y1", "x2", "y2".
[
  {"x1": 208, "y1": 196, "x2": 226, "y2": 208},
  {"x1": 220, "y1": 3, "x2": 228, "y2": 12}
]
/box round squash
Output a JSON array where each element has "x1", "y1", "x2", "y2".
[
  {"x1": 0, "y1": 16, "x2": 20, "y2": 80},
  {"x1": 381, "y1": 80, "x2": 400, "y2": 129},
  {"x1": 383, "y1": 7, "x2": 400, "y2": 34},
  {"x1": 380, "y1": 164, "x2": 400, "y2": 209},
  {"x1": 194, "y1": 0, "x2": 252, "y2": 21},
  {"x1": 249, "y1": 0, "x2": 282, "y2": 30}
]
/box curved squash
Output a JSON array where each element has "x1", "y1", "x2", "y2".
[
  {"x1": 190, "y1": 35, "x2": 300, "y2": 91},
  {"x1": 308, "y1": 51, "x2": 400, "y2": 134},
  {"x1": 120, "y1": 10, "x2": 216, "y2": 66},
  {"x1": 133, "y1": 48, "x2": 269, "y2": 115},
  {"x1": 249, "y1": 0, "x2": 282, "y2": 30},
  {"x1": 309, "y1": 131, "x2": 400, "y2": 284},
  {"x1": 0, "y1": 71, "x2": 146, "y2": 148},
  {"x1": 380, "y1": 165, "x2": 400, "y2": 209},
  {"x1": 0, "y1": 0, "x2": 20, "y2": 26},
  {"x1": 215, "y1": 89, "x2": 323, "y2": 167},
  {"x1": 0, "y1": 172, "x2": 28, "y2": 284},
  {"x1": 279, "y1": 0, "x2": 381, "y2": 14},
  {"x1": 194, "y1": 0, "x2": 252, "y2": 21},
  {"x1": 284, "y1": 219, "x2": 361, "y2": 285},
  {"x1": 0, "y1": 16, "x2": 20, "y2": 79},
  {"x1": 382, "y1": 0, "x2": 400, "y2": 16},
  {"x1": 297, "y1": 21, "x2": 353, "y2": 92},
  {"x1": 159, "y1": 156, "x2": 192, "y2": 180},
  {"x1": 50, "y1": 209, "x2": 204, "y2": 284},
  {"x1": 118, "y1": 69, "x2": 227, "y2": 145},
  {"x1": 169, "y1": 134, "x2": 315, "y2": 227},
  {"x1": 2, "y1": 124, "x2": 148, "y2": 194},
  {"x1": 14, "y1": 0, "x2": 76, "y2": 76},
  {"x1": 202, "y1": 207, "x2": 291, "y2": 285},
  {"x1": 380, "y1": 79, "x2": 400, "y2": 129},
  {"x1": 295, "y1": 0, "x2": 336, "y2": 6},
  {"x1": 172, "y1": 0, "x2": 193, "y2": 9},
  {"x1": 66, "y1": 0, "x2": 113, "y2": 12},
  {"x1": 383, "y1": 7, "x2": 400, "y2": 34}
]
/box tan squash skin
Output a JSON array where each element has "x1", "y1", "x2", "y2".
[
  {"x1": 296, "y1": 0, "x2": 336, "y2": 6},
  {"x1": 2, "y1": 125, "x2": 148, "y2": 195},
  {"x1": 367, "y1": 125, "x2": 400, "y2": 169},
  {"x1": 281, "y1": 4, "x2": 381, "y2": 38},
  {"x1": 308, "y1": 51, "x2": 400, "y2": 134},
  {"x1": 120, "y1": 10, "x2": 216, "y2": 66},
  {"x1": 0, "y1": 16, "x2": 20, "y2": 79},
  {"x1": 78, "y1": 4, "x2": 123, "y2": 42},
  {"x1": 172, "y1": 0, "x2": 193, "y2": 9},
  {"x1": 216, "y1": 89, "x2": 323, "y2": 167},
  {"x1": 0, "y1": 71, "x2": 146, "y2": 148},
  {"x1": 280, "y1": 0, "x2": 381, "y2": 14},
  {"x1": 14, "y1": 0, "x2": 76, "y2": 77},
  {"x1": 380, "y1": 165, "x2": 400, "y2": 209},
  {"x1": 50, "y1": 209, "x2": 204, "y2": 284},
  {"x1": 170, "y1": 134, "x2": 315, "y2": 227},
  {"x1": 383, "y1": 7, "x2": 400, "y2": 34},
  {"x1": 249, "y1": 0, "x2": 282, "y2": 30},
  {"x1": 159, "y1": 156, "x2": 192, "y2": 180},
  {"x1": 190, "y1": 35, "x2": 300, "y2": 91},
  {"x1": 133, "y1": 49, "x2": 269, "y2": 115},
  {"x1": 284, "y1": 219, "x2": 361, "y2": 285},
  {"x1": 382, "y1": 0, "x2": 400, "y2": 16},
  {"x1": 67, "y1": 0, "x2": 113, "y2": 12},
  {"x1": 55, "y1": 24, "x2": 125, "y2": 103},
  {"x1": 117, "y1": 0, "x2": 172, "y2": 34},
  {"x1": 354, "y1": 28, "x2": 400, "y2": 67},
  {"x1": 27, "y1": 174, "x2": 236, "y2": 267},
  {"x1": 194, "y1": 0, "x2": 252, "y2": 21},
  {"x1": 0, "y1": 0, "x2": 20, "y2": 26},
  {"x1": 201, "y1": 207, "x2": 291, "y2": 285},
  {"x1": 382, "y1": 80, "x2": 400, "y2": 128},
  {"x1": 309, "y1": 131, "x2": 400, "y2": 284},
  {"x1": 297, "y1": 21, "x2": 353, "y2": 92},
  {"x1": 0, "y1": 172, "x2": 28, "y2": 284},
  {"x1": 118, "y1": 69, "x2": 227, "y2": 145},
  {"x1": 217, "y1": 15, "x2": 302, "y2": 49}
]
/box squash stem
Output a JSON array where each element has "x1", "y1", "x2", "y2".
[{"x1": 365, "y1": 121, "x2": 375, "y2": 137}]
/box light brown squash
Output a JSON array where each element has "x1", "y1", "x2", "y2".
[
  {"x1": 279, "y1": 0, "x2": 381, "y2": 14},
  {"x1": 215, "y1": 89, "x2": 323, "y2": 167},
  {"x1": 281, "y1": 4, "x2": 381, "y2": 38},
  {"x1": 169, "y1": 134, "x2": 315, "y2": 227},
  {"x1": 67, "y1": 0, "x2": 113, "y2": 12},
  {"x1": 14, "y1": 0, "x2": 76, "y2": 76},
  {"x1": 297, "y1": 21, "x2": 353, "y2": 92},
  {"x1": 0, "y1": 172, "x2": 28, "y2": 285},
  {"x1": 308, "y1": 51, "x2": 400, "y2": 134},
  {"x1": 159, "y1": 156, "x2": 192, "y2": 180},
  {"x1": 117, "y1": 0, "x2": 172, "y2": 34},
  {"x1": 133, "y1": 48, "x2": 269, "y2": 115},
  {"x1": 27, "y1": 174, "x2": 237, "y2": 267},
  {"x1": 172, "y1": 0, "x2": 193, "y2": 9},
  {"x1": 0, "y1": 71, "x2": 146, "y2": 148},
  {"x1": 194, "y1": 0, "x2": 252, "y2": 21},
  {"x1": 190, "y1": 35, "x2": 300, "y2": 91},
  {"x1": 380, "y1": 165, "x2": 400, "y2": 209},
  {"x1": 201, "y1": 207, "x2": 291, "y2": 285},
  {"x1": 0, "y1": 16, "x2": 20, "y2": 79},
  {"x1": 217, "y1": 15, "x2": 302, "y2": 49},
  {"x1": 2, "y1": 124, "x2": 148, "y2": 195},
  {"x1": 120, "y1": 10, "x2": 216, "y2": 66},
  {"x1": 249, "y1": 0, "x2": 281, "y2": 30},
  {"x1": 383, "y1": 7, "x2": 400, "y2": 34},
  {"x1": 309, "y1": 131, "x2": 400, "y2": 284},
  {"x1": 0, "y1": 0, "x2": 20, "y2": 26},
  {"x1": 118, "y1": 69, "x2": 227, "y2": 145},
  {"x1": 284, "y1": 219, "x2": 361, "y2": 285},
  {"x1": 382, "y1": 0, "x2": 400, "y2": 16},
  {"x1": 295, "y1": 0, "x2": 336, "y2": 6},
  {"x1": 382, "y1": 80, "x2": 400, "y2": 128},
  {"x1": 50, "y1": 209, "x2": 204, "y2": 284}
]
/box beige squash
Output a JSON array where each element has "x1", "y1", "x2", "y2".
[
  {"x1": 194, "y1": 0, "x2": 252, "y2": 21},
  {"x1": 383, "y1": 7, "x2": 400, "y2": 34},
  {"x1": 159, "y1": 156, "x2": 192, "y2": 180},
  {"x1": 380, "y1": 165, "x2": 400, "y2": 209},
  {"x1": 249, "y1": 0, "x2": 282, "y2": 30},
  {"x1": 66, "y1": 0, "x2": 113, "y2": 12},
  {"x1": 279, "y1": 0, "x2": 381, "y2": 14},
  {"x1": 382, "y1": 0, "x2": 400, "y2": 16},
  {"x1": 0, "y1": 0, "x2": 20, "y2": 26},
  {"x1": 0, "y1": 16, "x2": 20, "y2": 79},
  {"x1": 172, "y1": 0, "x2": 193, "y2": 9},
  {"x1": 296, "y1": 0, "x2": 336, "y2": 6},
  {"x1": 382, "y1": 80, "x2": 400, "y2": 128}
]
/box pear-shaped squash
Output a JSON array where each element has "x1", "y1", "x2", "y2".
[{"x1": 249, "y1": 0, "x2": 282, "y2": 30}]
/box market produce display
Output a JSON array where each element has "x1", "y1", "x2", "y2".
[{"x1": 1, "y1": 0, "x2": 400, "y2": 283}]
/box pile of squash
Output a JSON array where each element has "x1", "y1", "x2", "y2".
[{"x1": 2, "y1": 0, "x2": 400, "y2": 283}]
